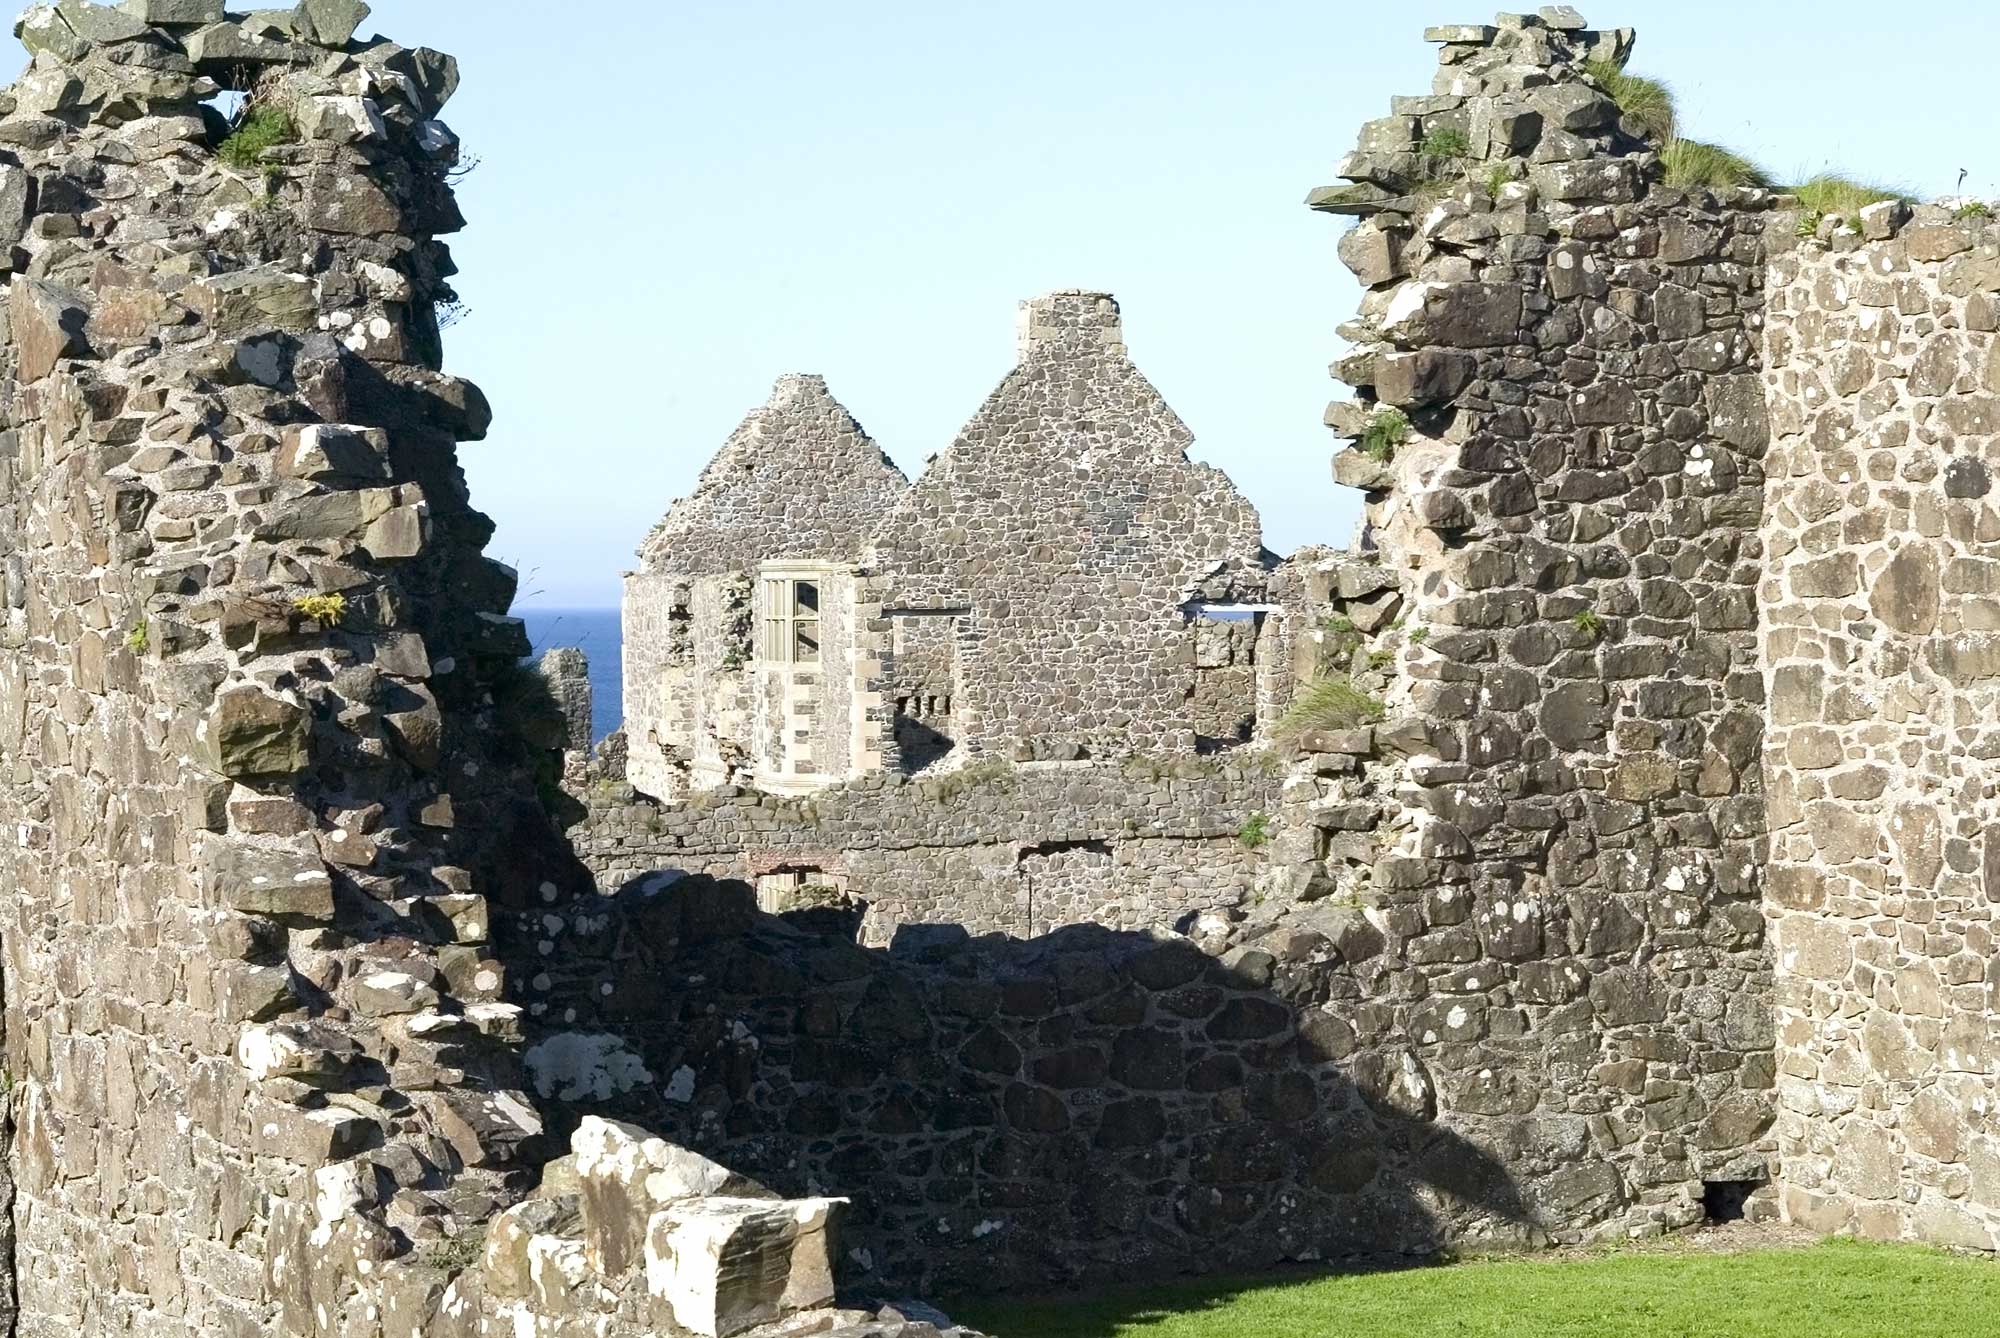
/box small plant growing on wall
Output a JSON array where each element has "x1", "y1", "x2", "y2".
[
  {"x1": 125, "y1": 621, "x2": 149, "y2": 654},
  {"x1": 1360, "y1": 408, "x2": 1410, "y2": 464},
  {"x1": 1238, "y1": 812, "x2": 1274, "y2": 850},
  {"x1": 1407, "y1": 626, "x2": 1430, "y2": 645},
  {"x1": 1417, "y1": 128, "x2": 1471, "y2": 166},
  {"x1": 1956, "y1": 201, "x2": 1994, "y2": 222},
  {"x1": 218, "y1": 101, "x2": 297, "y2": 171},
  {"x1": 1321, "y1": 614, "x2": 1357, "y2": 636},
  {"x1": 1573, "y1": 609, "x2": 1605, "y2": 642},
  {"x1": 292, "y1": 593, "x2": 348, "y2": 629}
]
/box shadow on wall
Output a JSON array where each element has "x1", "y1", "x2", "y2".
[{"x1": 503, "y1": 871, "x2": 1553, "y2": 1297}]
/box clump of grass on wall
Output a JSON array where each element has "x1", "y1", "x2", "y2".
[
  {"x1": 1787, "y1": 174, "x2": 1908, "y2": 216},
  {"x1": 1585, "y1": 60, "x2": 1675, "y2": 142},
  {"x1": 1274, "y1": 677, "x2": 1387, "y2": 742},
  {"x1": 1662, "y1": 140, "x2": 1772, "y2": 191}
]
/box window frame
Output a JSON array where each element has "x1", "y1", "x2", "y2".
[{"x1": 755, "y1": 563, "x2": 835, "y2": 667}]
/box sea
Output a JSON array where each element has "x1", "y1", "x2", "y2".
[{"x1": 520, "y1": 607, "x2": 623, "y2": 742}]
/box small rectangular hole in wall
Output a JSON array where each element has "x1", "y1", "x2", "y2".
[{"x1": 1702, "y1": 1179, "x2": 1759, "y2": 1223}]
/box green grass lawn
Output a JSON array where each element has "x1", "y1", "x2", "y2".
[{"x1": 954, "y1": 1240, "x2": 2000, "y2": 1338}]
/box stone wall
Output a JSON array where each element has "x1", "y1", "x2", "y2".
[
  {"x1": 0, "y1": 9, "x2": 560, "y2": 1331},
  {"x1": 1307, "y1": 8, "x2": 1780, "y2": 1229},
  {"x1": 570, "y1": 756, "x2": 1287, "y2": 943},
  {"x1": 0, "y1": 7, "x2": 987, "y2": 1336},
  {"x1": 496, "y1": 874, "x2": 1622, "y2": 1294},
  {"x1": 1760, "y1": 203, "x2": 2000, "y2": 1248}
]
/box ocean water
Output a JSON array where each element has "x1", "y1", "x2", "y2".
[{"x1": 520, "y1": 607, "x2": 622, "y2": 742}]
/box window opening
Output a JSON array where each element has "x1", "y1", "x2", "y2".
[{"x1": 758, "y1": 575, "x2": 823, "y2": 666}]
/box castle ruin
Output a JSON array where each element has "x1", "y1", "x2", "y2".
[
  {"x1": 622, "y1": 291, "x2": 1277, "y2": 803},
  {"x1": 0, "y1": 3, "x2": 1984, "y2": 1336}
]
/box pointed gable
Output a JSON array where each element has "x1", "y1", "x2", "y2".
[
  {"x1": 864, "y1": 291, "x2": 1268, "y2": 760},
  {"x1": 639, "y1": 373, "x2": 906, "y2": 576}
]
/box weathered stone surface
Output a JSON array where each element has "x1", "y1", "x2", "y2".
[
  {"x1": 1762, "y1": 213, "x2": 2000, "y2": 1253},
  {"x1": 298, "y1": 0, "x2": 370, "y2": 46},
  {"x1": 183, "y1": 18, "x2": 314, "y2": 68},
  {"x1": 646, "y1": 1197, "x2": 842, "y2": 1337},
  {"x1": 16, "y1": 4, "x2": 91, "y2": 60},
  {"x1": 1870, "y1": 543, "x2": 1941, "y2": 634},
  {"x1": 1376, "y1": 349, "x2": 1476, "y2": 406},
  {"x1": 202, "y1": 687, "x2": 309, "y2": 780},
  {"x1": 56, "y1": 0, "x2": 150, "y2": 41},
  {"x1": 278, "y1": 423, "x2": 392, "y2": 482},
  {"x1": 1338, "y1": 221, "x2": 1408, "y2": 287},
  {"x1": 210, "y1": 842, "x2": 335, "y2": 923},
  {"x1": 11, "y1": 279, "x2": 91, "y2": 381},
  {"x1": 119, "y1": 0, "x2": 226, "y2": 23},
  {"x1": 190, "y1": 267, "x2": 317, "y2": 334}
]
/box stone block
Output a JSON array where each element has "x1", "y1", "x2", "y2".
[
  {"x1": 208, "y1": 841, "x2": 334, "y2": 924},
  {"x1": 15, "y1": 5, "x2": 91, "y2": 61},
  {"x1": 1869, "y1": 542, "x2": 1940, "y2": 634},
  {"x1": 1423, "y1": 25, "x2": 1496, "y2": 43},
  {"x1": 201, "y1": 686, "x2": 310, "y2": 781},
  {"x1": 574, "y1": 1117, "x2": 771, "y2": 1277},
  {"x1": 255, "y1": 485, "x2": 399, "y2": 543},
  {"x1": 1376, "y1": 348, "x2": 1476, "y2": 407},
  {"x1": 645, "y1": 1196, "x2": 842, "y2": 1338},
  {"x1": 278, "y1": 423, "x2": 392, "y2": 483},
  {"x1": 119, "y1": 0, "x2": 226, "y2": 22},
  {"x1": 190, "y1": 267, "x2": 316, "y2": 335},
  {"x1": 1904, "y1": 224, "x2": 1974, "y2": 263},
  {"x1": 1531, "y1": 157, "x2": 1638, "y2": 203},
  {"x1": 305, "y1": 165, "x2": 405, "y2": 235},
  {"x1": 183, "y1": 19, "x2": 315, "y2": 70},
  {"x1": 362, "y1": 502, "x2": 428, "y2": 559},
  {"x1": 1337, "y1": 220, "x2": 1407, "y2": 287},
  {"x1": 54, "y1": 0, "x2": 148, "y2": 39},
  {"x1": 12, "y1": 277, "x2": 91, "y2": 381},
  {"x1": 1529, "y1": 83, "x2": 1614, "y2": 132},
  {"x1": 435, "y1": 1088, "x2": 545, "y2": 1169},
  {"x1": 297, "y1": 0, "x2": 370, "y2": 46},
  {"x1": 352, "y1": 970, "x2": 439, "y2": 1017}
]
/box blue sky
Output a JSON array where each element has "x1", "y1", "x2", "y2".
[{"x1": 54, "y1": 4, "x2": 2000, "y2": 606}]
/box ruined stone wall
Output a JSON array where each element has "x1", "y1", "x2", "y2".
[
  {"x1": 0, "y1": 8, "x2": 984, "y2": 1337},
  {"x1": 1308, "y1": 10, "x2": 1779, "y2": 1234},
  {"x1": 570, "y1": 757, "x2": 1286, "y2": 942},
  {"x1": 1760, "y1": 205, "x2": 2000, "y2": 1248},
  {"x1": 0, "y1": 10, "x2": 568, "y2": 1331},
  {"x1": 865, "y1": 291, "x2": 1269, "y2": 767},
  {"x1": 507, "y1": 875, "x2": 1619, "y2": 1296}
]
